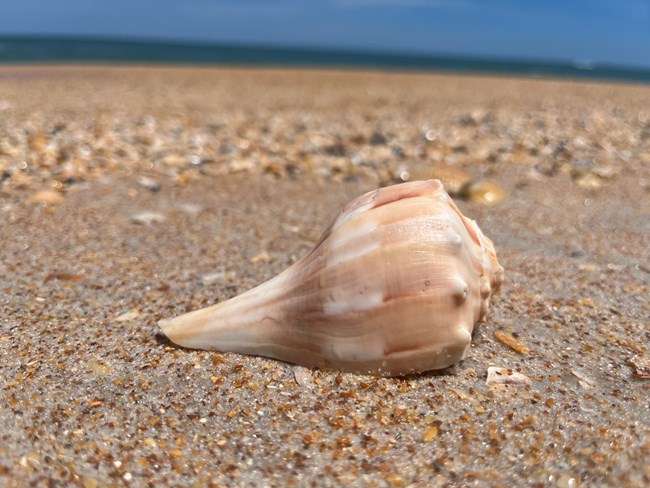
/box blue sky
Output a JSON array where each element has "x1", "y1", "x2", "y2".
[{"x1": 1, "y1": 0, "x2": 649, "y2": 68}]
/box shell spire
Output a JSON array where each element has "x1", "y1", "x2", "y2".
[{"x1": 159, "y1": 179, "x2": 504, "y2": 376}]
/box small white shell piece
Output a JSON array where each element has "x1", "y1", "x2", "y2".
[{"x1": 159, "y1": 180, "x2": 504, "y2": 376}]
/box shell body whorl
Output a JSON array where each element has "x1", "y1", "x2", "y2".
[{"x1": 160, "y1": 179, "x2": 504, "y2": 376}]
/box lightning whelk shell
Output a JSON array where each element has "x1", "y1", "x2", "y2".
[{"x1": 159, "y1": 179, "x2": 504, "y2": 376}]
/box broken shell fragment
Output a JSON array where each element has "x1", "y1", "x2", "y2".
[
  {"x1": 486, "y1": 367, "x2": 531, "y2": 386},
  {"x1": 460, "y1": 180, "x2": 507, "y2": 205},
  {"x1": 159, "y1": 179, "x2": 504, "y2": 376}
]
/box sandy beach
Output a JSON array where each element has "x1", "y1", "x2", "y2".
[{"x1": 1, "y1": 66, "x2": 649, "y2": 487}]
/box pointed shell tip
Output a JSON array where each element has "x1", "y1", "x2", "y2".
[{"x1": 158, "y1": 318, "x2": 173, "y2": 336}]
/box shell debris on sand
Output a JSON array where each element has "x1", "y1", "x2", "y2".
[
  {"x1": 130, "y1": 211, "x2": 166, "y2": 225},
  {"x1": 159, "y1": 179, "x2": 503, "y2": 376},
  {"x1": 27, "y1": 189, "x2": 65, "y2": 205},
  {"x1": 486, "y1": 367, "x2": 531, "y2": 386},
  {"x1": 628, "y1": 354, "x2": 650, "y2": 379},
  {"x1": 2, "y1": 67, "x2": 649, "y2": 487},
  {"x1": 460, "y1": 180, "x2": 507, "y2": 205}
]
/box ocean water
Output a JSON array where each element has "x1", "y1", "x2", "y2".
[{"x1": 1, "y1": 35, "x2": 649, "y2": 84}]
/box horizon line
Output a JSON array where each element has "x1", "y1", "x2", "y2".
[{"x1": 2, "y1": 33, "x2": 650, "y2": 72}]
